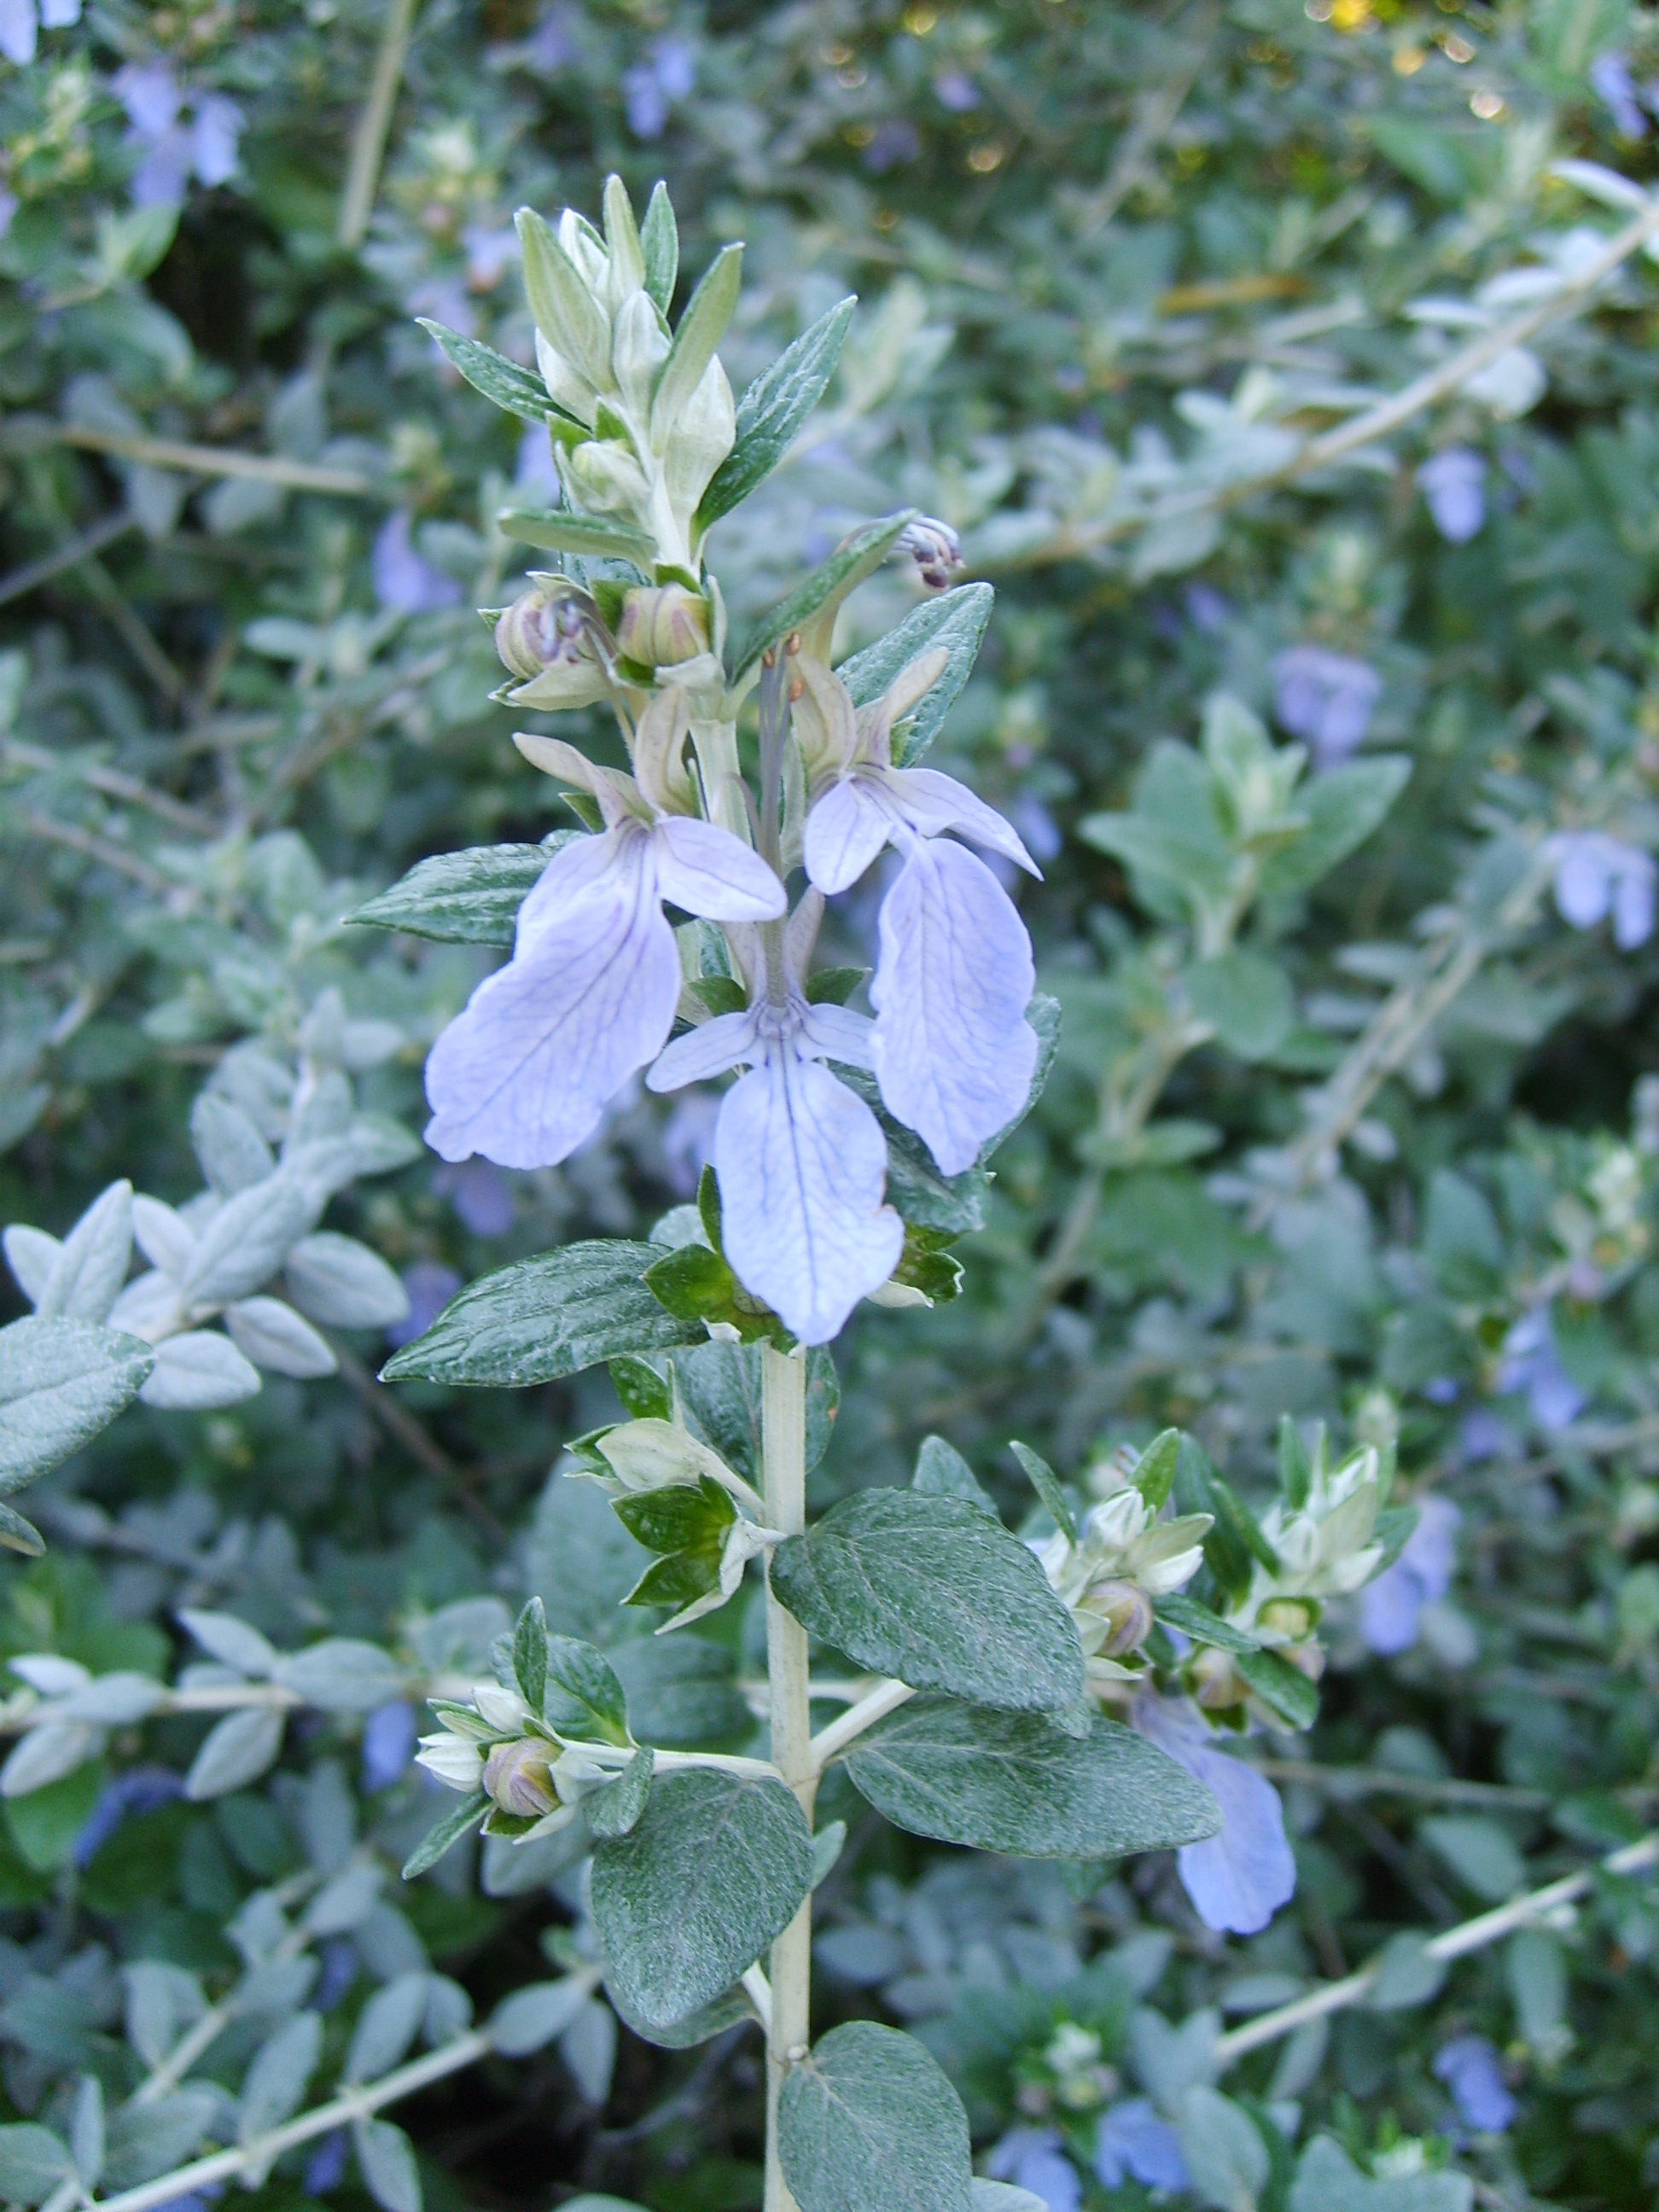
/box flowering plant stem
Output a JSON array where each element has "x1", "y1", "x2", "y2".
[{"x1": 761, "y1": 1342, "x2": 812, "y2": 2212}]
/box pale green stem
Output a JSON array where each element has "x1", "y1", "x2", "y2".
[
  {"x1": 337, "y1": 0, "x2": 420, "y2": 250},
  {"x1": 690, "y1": 717, "x2": 751, "y2": 843},
  {"x1": 761, "y1": 1343, "x2": 812, "y2": 2212}
]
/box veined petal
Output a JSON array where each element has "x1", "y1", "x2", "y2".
[
  {"x1": 803, "y1": 775, "x2": 894, "y2": 894},
  {"x1": 515, "y1": 826, "x2": 632, "y2": 952},
  {"x1": 513, "y1": 732, "x2": 603, "y2": 790},
  {"x1": 653, "y1": 814, "x2": 786, "y2": 921},
  {"x1": 799, "y1": 1001, "x2": 877, "y2": 1071},
  {"x1": 1134, "y1": 1695, "x2": 1294, "y2": 1936},
  {"x1": 425, "y1": 857, "x2": 681, "y2": 1170},
  {"x1": 871, "y1": 839, "x2": 1038, "y2": 1175},
  {"x1": 715, "y1": 1046, "x2": 903, "y2": 1345},
  {"x1": 879, "y1": 765, "x2": 1041, "y2": 876},
  {"x1": 647, "y1": 1008, "x2": 759, "y2": 1092}
]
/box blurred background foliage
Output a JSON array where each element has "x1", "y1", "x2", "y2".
[{"x1": 6, "y1": 0, "x2": 1659, "y2": 2205}]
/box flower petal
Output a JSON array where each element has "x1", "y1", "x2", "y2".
[
  {"x1": 881, "y1": 765, "x2": 1040, "y2": 875},
  {"x1": 802, "y1": 775, "x2": 894, "y2": 895},
  {"x1": 652, "y1": 814, "x2": 786, "y2": 920},
  {"x1": 1134, "y1": 1696, "x2": 1295, "y2": 1935},
  {"x1": 646, "y1": 1009, "x2": 759, "y2": 1091},
  {"x1": 515, "y1": 828, "x2": 630, "y2": 950},
  {"x1": 871, "y1": 839, "x2": 1038, "y2": 1175},
  {"x1": 799, "y1": 1001, "x2": 877, "y2": 1071},
  {"x1": 425, "y1": 857, "x2": 681, "y2": 1169},
  {"x1": 715, "y1": 1045, "x2": 903, "y2": 1345}
]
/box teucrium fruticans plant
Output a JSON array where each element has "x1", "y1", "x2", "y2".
[{"x1": 369, "y1": 179, "x2": 1401, "y2": 2211}]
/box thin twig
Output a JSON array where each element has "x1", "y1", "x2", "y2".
[
  {"x1": 2, "y1": 738, "x2": 216, "y2": 835},
  {"x1": 337, "y1": 0, "x2": 421, "y2": 250},
  {"x1": 1249, "y1": 1761, "x2": 1552, "y2": 1810},
  {"x1": 809, "y1": 1677, "x2": 916, "y2": 1773},
  {"x1": 0, "y1": 512, "x2": 140, "y2": 608},
  {"x1": 996, "y1": 195, "x2": 1659, "y2": 570},
  {"x1": 1214, "y1": 1831, "x2": 1659, "y2": 2064},
  {"x1": 49, "y1": 426, "x2": 378, "y2": 498},
  {"x1": 20, "y1": 811, "x2": 173, "y2": 894}
]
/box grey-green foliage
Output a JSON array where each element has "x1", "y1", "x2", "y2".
[
  {"x1": 777, "y1": 2021, "x2": 974, "y2": 2212},
  {"x1": 769, "y1": 1490, "x2": 1085, "y2": 1711},
  {"x1": 591, "y1": 1769, "x2": 813, "y2": 2030},
  {"x1": 841, "y1": 1696, "x2": 1220, "y2": 1858}
]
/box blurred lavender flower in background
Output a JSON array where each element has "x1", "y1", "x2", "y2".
[
  {"x1": 114, "y1": 61, "x2": 243, "y2": 207},
  {"x1": 360, "y1": 1702, "x2": 416, "y2": 1791},
  {"x1": 1418, "y1": 447, "x2": 1486, "y2": 544},
  {"x1": 387, "y1": 1261, "x2": 463, "y2": 1348},
  {"x1": 1360, "y1": 1495, "x2": 1461, "y2": 1654},
  {"x1": 303, "y1": 2131, "x2": 350, "y2": 2197},
  {"x1": 1590, "y1": 50, "x2": 1648, "y2": 136},
  {"x1": 1546, "y1": 831, "x2": 1656, "y2": 950},
  {"x1": 934, "y1": 69, "x2": 981, "y2": 111},
  {"x1": 372, "y1": 513, "x2": 463, "y2": 614},
  {"x1": 864, "y1": 119, "x2": 921, "y2": 172},
  {"x1": 1434, "y1": 2035, "x2": 1517, "y2": 2133},
  {"x1": 1496, "y1": 1306, "x2": 1584, "y2": 1432},
  {"x1": 1271, "y1": 645, "x2": 1382, "y2": 770},
  {"x1": 1094, "y1": 2099, "x2": 1190, "y2": 2192},
  {"x1": 0, "y1": 0, "x2": 78, "y2": 67},
  {"x1": 72, "y1": 1767, "x2": 181, "y2": 1867},
  {"x1": 434, "y1": 1159, "x2": 514, "y2": 1237},
  {"x1": 985, "y1": 2128, "x2": 1080, "y2": 2212},
  {"x1": 622, "y1": 38, "x2": 695, "y2": 139}
]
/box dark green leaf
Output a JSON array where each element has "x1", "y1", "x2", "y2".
[
  {"x1": 912, "y1": 1435, "x2": 996, "y2": 1516},
  {"x1": 591, "y1": 1769, "x2": 813, "y2": 2030},
  {"x1": 496, "y1": 508, "x2": 657, "y2": 565},
  {"x1": 416, "y1": 320, "x2": 579, "y2": 425},
  {"x1": 613, "y1": 1476, "x2": 735, "y2": 1556},
  {"x1": 640, "y1": 181, "x2": 678, "y2": 313},
  {"x1": 804, "y1": 966, "x2": 866, "y2": 1006},
  {"x1": 543, "y1": 1635, "x2": 631, "y2": 1745},
  {"x1": 381, "y1": 1242, "x2": 702, "y2": 1386},
  {"x1": 402, "y1": 1792, "x2": 487, "y2": 1879},
  {"x1": 1236, "y1": 1647, "x2": 1319, "y2": 1730},
  {"x1": 1134, "y1": 1429, "x2": 1181, "y2": 1513},
  {"x1": 1278, "y1": 1415, "x2": 1313, "y2": 1510},
  {"x1": 1259, "y1": 756, "x2": 1411, "y2": 898},
  {"x1": 769, "y1": 1490, "x2": 1084, "y2": 1712},
  {"x1": 642, "y1": 1243, "x2": 786, "y2": 1347},
  {"x1": 697, "y1": 298, "x2": 857, "y2": 532},
  {"x1": 1009, "y1": 1441, "x2": 1076, "y2": 1545},
  {"x1": 608, "y1": 1356, "x2": 671, "y2": 1422},
  {"x1": 674, "y1": 1341, "x2": 839, "y2": 1484},
  {"x1": 347, "y1": 841, "x2": 572, "y2": 946},
  {"x1": 623, "y1": 1546, "x2": 723, "y2": 1614},
  {"x1": 841, "y1": 1695, "x2": 1221, "y2": 1857},
  {"x1": 838, "y1": 582, "x2": 995, "y2": 768},
  {"x1": 778, "y1": 2021, "x2": 973, "y2": 2212},
  {"x1": 512, "y1": 1597, "x2": 548, "y2": 1716},
  {"x1": 1153, "y1": 1593, "x2": 1257, "y2": 1656},
  {"x1": 605, "y1": 1978, "x2": 754, "y2": 2051},
  {"x1": 585, "y1": 1748, "x2": 653, "y2": 1838},
  {"x1": 1185, "y1": 950, "x2": 1295, "y2": 1062},
  {"x1": 731, "y1": 510, "x2": 917, "y2": 691}
]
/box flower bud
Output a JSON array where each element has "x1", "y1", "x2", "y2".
[
  {"x1": 1077, "y1": 1578, "x2": 1154, "y2": 1657},
  {"x1": 1256, "y1": 1598, "x2": 1315, "y2": 1642},
  {"x1": 1190, "y1": 1644, "x2": 1244, "y2": 1710},
  {"x1": 482, "y1": 1738, "x2": 558, "y2": 1819},
  {"x1": 1283, "y1": 1640, "x2": 1327, "y2": 1683},
  {"x1": 616, "y1": 585, "x2": 711, "y2": 669},
  {"x1": 494, "y1": 585, "x2": 591, "y2": 681},
  {"x1": 895, "y1": 515, "x2": 963, "y2": 592}
]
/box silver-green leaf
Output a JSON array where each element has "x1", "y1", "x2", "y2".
[{"x1": 777, "y1": 2021, "x2": 973, "y2": 2212}]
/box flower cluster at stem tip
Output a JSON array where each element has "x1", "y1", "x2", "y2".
[{"x1": 422, "y1": 178, "x2": 1042, "y2": 1343}]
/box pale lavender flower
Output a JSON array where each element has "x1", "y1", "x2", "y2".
[
  {"x1": 0, "y1": 0, "x2": 76, "y2": 64},
  {"x1": 1546, "y1": 830, "x2": 1656, "y2": 950},
  {"x1": 114, "y1": 61, "x2": 243, "y2": 207},
  {"x1": 372, "y1": 513, "x2": 463, "y2": 614},
  {"x1": 934, "y1": 69, "x2": 981, "y2": 111},
  {"x1": 864, "y1": 119, "x2": 921, "y2": 172},
  {"x1": 1590, "y1": 50, "x2": 1647, "y2": 137},
  {"x1": 387, "y1": 1261, "x2": 462, "y2": 1347},
  {"x1": 1496, "y1": 1306, "x2": 1584, "y2": 1431},
  {"x1": 434, "y1": 1159, "x2": 513, "y2": 1237},
  {"x1": 622, "y1": 37, "x2": 694, "y2": 138},
  {"x1": 985, "y1": 2129, "x2": 1080, "y2": 2212},
  {"x1": 1093, "y1": 2099, "x2": 1190, "y2": 2192},
  {"x1": 647, "y1": 896, "x2": 904, "y2": 1345},
  {"x1": 72, "y1": 1767, "x2": 181, "y2": 1868},
  {"x1": 425, "y1": 709, "x2": 785, "y2": 1173},
  {"x1": 1133, "y1": 1694, "x2": 1295, "y2": 1935},
  {"x1": 303, "y1": 2130, "x2": 349, "y2": 2196},
  {"x1": 1359, "y1": 1495, "x2": 1461, "y2": 1655},
  {"x1": 462, "y1": 224, "x2": 518, "y2": 289},
  {"x1": 1433, "y1": 2035, "x2": 1516, "y2": 2133},
  {"x1": 360, "y1": 1702, "x2": 416, "y2": 1791},
  {"x1": 1459, "y1": 1408, "x2": 1506, "y2": 1463},
  {"x1": 515, "y1": 423, "x2": 562, "y2": 504},
  {"x1": 0, "y1": 189, "x2": 17, "y2": 241},
  {"x1": 797, "y1": 653, "x2": 1040, "y2": 1176},
  {"x1": 1418, "y1": 447, "x2": 1486, "y2": 544},
  {"x1": 1272, "y1": 644, "x2": 1382, "y2": 770}
]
